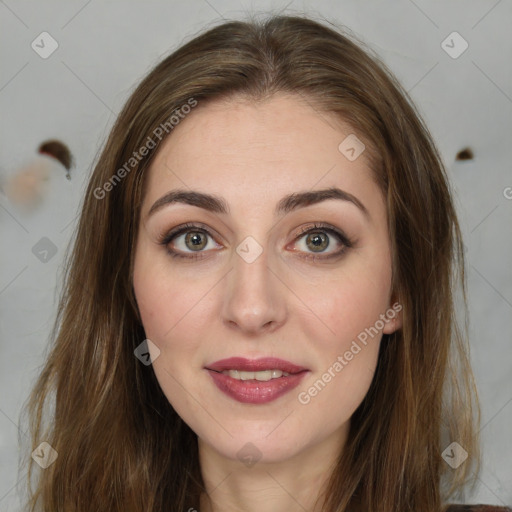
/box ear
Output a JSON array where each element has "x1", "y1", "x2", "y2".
[{"x1": 382, "y1": 297, "x2": 403, "y2": 335}]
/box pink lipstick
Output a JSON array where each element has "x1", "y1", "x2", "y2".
[{"x1": 205, "y1": 357, "x2": 309, "y2": 404}]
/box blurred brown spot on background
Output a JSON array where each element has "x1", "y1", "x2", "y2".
[
  {"x1": 38, "y1": 139, "x2": 74, "y2": 170},
  {"x1": 455, "y1": 147, "x2": 474, "y2": 161}
]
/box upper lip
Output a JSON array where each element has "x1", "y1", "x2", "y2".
[{"x1": 205, "y1": 357, "x2": 308, "y2": 374}]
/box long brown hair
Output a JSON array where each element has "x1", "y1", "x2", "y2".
[{"x1": 19, "y1": 13, "x2": 480, "y2": 512}]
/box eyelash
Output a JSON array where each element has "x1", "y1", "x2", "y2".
[{"x1": 158, "y1": 222, "x2": 354, "y2": 262}]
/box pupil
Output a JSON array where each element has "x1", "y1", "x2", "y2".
[
  {"x1": 308, "y1": 233, "x2": 328, "y2": 252},
  {"x1": 187, "y1": 232, "x2": 206, "y2": 250}
]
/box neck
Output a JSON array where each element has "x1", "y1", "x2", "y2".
[{"x1": 197, "y1": 427, "x2": 347, "y2": 512}]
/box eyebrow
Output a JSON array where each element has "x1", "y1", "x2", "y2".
[{"x1": 146, "y1": 186, "x2": 370, "y2": 220}]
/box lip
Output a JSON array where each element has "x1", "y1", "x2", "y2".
[
  {"x1": 205, "y1": 357, "x2": 307, "y2": 374},
  {"x1": 205, "y1": 357, "x2": 309, "y2": 404}
]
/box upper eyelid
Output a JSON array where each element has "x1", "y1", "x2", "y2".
[
  {"x1": 162, "y1": 223, "x2": 221, "y2": 244},
  {"x1": 166, "y1": 222, "x2": 340, "y2": 238}
]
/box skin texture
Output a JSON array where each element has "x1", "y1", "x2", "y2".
[{"x1": 133, "y1": 93, "x2": 402, "y2": 512}]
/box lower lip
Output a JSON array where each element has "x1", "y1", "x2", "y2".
[{"x1": 206, "y1": 369, "x2": 308, "y2": 404}]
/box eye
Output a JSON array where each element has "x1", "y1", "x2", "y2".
[
  {"x1": 291, "y1": 223, "x2": 353, "y2": 261},
  {"x1": 158, "y1": 223, "x2": 221, "y2": 260}
]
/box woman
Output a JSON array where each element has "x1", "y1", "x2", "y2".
[{"x1": 20, "y1": 13, "x2": 510, "y2": 512}]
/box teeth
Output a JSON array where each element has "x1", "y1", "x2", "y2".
[{"x1": 221, "y1": 369, "x2": 291, "y2": 381}]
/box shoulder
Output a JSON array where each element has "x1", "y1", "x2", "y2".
[{"x1": 446, "y1": 505, "x2": 512, "y2": 512}]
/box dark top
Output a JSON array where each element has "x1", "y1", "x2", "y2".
[{"x1": 447, "y1": 506, "x2": 512, "y2": 511}]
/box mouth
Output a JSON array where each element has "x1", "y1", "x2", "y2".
[
  {"x1": 204, "y1": 357, "x2": 309, "y2": 404},
  {"x1": 205, "y1": 356, "x2": 308, "y2": 376}
]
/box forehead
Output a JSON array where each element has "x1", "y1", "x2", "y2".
[{"x1": 143, "y1": 93, "x2": 380, "y2": 217}]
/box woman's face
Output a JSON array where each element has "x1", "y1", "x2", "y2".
[{"x1": 133, "y1": 93, "x2": 401, "y2": 465}]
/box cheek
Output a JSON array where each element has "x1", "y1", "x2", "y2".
[
  {"x1": 133, "y1": 259, "x2": 211, "y2": 415},
  {"x1": 133, "y1": 265, "x2": 170, "y2": 341},
  {"x1": 133, "y1": 250, "x2": 206, "y2": 344},
  {"x1": 301, "y1": 250, "x2": 392, "y2": 348},
  {"x1": 296, "y1": 289, "x2": 383, "y2": 431},
  {"x1": 132, "y1": 252, "x2": 223, "y2": 407},
  {"x1": 292, "y1": 252, "x2": 390, "y2": 413}
]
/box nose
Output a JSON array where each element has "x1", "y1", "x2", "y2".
[{"x1": 221, "y1": 244, "x2": 287, "y2": 335}]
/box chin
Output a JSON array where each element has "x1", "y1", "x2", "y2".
[{"x1": 199, "y1": 430, "x2": 306, "y2": 465}]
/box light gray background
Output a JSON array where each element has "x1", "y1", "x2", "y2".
[{"x1": 1, "y1": 1, "x2": 511, "y2": 510}]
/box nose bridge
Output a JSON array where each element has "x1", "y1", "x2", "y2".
[{"x1": 222, "y1": 235, "x2": 285, "y2": 332}]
